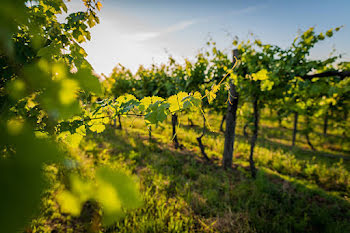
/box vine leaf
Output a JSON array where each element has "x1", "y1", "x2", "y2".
[
  {"x1": 56, "y1": 167, "x2": 142, "y2": 225},
  {"x1": 205, "y1": 85, "x2": 219, "y2": 104},
  {"x1": 168, "y1": 92, "x2": 188, "y2": 113},
  {"x1": 144, "y1": 101, "x2": 170, "y2": 125},
  {"x1": 182, "y1": 91, "x2": 202, "y2": 109}
]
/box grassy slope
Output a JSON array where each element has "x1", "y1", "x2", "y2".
[{"x1": 31, "y1": 111, "x2": 350, "y2": 233}]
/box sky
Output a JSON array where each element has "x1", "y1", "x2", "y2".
[{"x1": 64, "y1": 0, "x2": 350, "y2": 75}]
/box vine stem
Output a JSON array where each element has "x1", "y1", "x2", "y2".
[
  {"x1": 201, "y1": 56, "x2": 238, "y2": 100},
  {"x1": 81, "y1": 113, "x2": 146, "y2": 122}
]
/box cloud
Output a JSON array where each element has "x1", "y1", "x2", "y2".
[
  {"x1": 229, "y1": 4, "x2": 266, "y2": 16},
  {"x1": 81, "y1": 2, "x2": 267, "y2": 74},
  {"x1": 132, "y1": 32, "x2": 161, "y2": 41},
  {"x1": 127, "y1": 19, "x2": 198, "y2": 42},
  {"x1": 163, "y1": 20, "x2": 198, "y2": 33},
  {"x1": 106, "y1": 4, "x2": 263, "y2": 43}
]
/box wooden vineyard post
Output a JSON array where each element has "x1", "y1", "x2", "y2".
[{"x1": 222, "y1": 49, "x2": 240, "y2": 169}]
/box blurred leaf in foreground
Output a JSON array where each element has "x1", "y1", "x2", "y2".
[
  {"x1": 56, "y1": 167, "x2": 142, "y2": 226},
  {"x1": 0, "y1": 120, "x2": 62, "y2": 233}
]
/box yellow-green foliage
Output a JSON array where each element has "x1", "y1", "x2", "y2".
[{"x1": 31, "y1": 109, "x2": 350, "y2": 232}]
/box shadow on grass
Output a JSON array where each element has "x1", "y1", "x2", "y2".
[
  {"x1": 180, "y1": 122, "x2": 349, "y2": 162},
  {"x1": 252, "y1": 134, "x2": 349, "y2": 161},
  {"x1": 261, "y1": 125, "x2": 349, "y2": 152},
  {"x1": 96, "y1": 127, "x2": 350, "y2": 233}
]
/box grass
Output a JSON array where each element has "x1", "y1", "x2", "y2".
[
  {"x1": 30, "y1": 111, "x2": 350, "y2": 232},
  {"x1": 124, "y1": 112, "x2": 349, "y2": 195}
]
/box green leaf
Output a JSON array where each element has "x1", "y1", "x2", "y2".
[
  {"x1": 56, "y1": 167, "x2": 142, "y2": 226},
  {"x1": 74, "y1": 66, "x2": 102, "y2": 95},
  {"x1": 261, "y1": 79, "x2": 274, "y2": 91},
  {"x1": 167, "y1": 92, "x2": 189, "y2": 113},
  {"x1": 144, "y1": 101, "x2": 170, "y2": 125},
  {"x1": 0, "y1": 121, "x2": 62, "y2": 233},
  {"x1": 115, "y1": 94, "x2": 140, "y2": 114},
  {"x1": 37, "y1": 42, "x2": 62, "y2": 60},
  {"x1": 252, "y1": 69, "x2": 269, "y2": 81},
  {"x1": 58, "y1": 131, "x2": 83, "y2": 148},
  {"x1": 95, "y1": 167, "x2": 142, "y2": 225},
  {"x1": 205, "y1": 89, "x2": 216, "y2": 104},
  {"x1": 182, "y1": 91, "x2": 202, "y2": 109},
  {"x1": 205, "y1": 84, "x2": 220, "y2": 104},
  {"x1": 326, "y1": 29, "x2": 333, "y2": 37},
  {"x1": 139, "y1": 96, "x2": 164, "y2": 112},
  {"x1": 89, "y1": 123, "x2": 106, "y2": 133},
  {"x1": 56, "y1": 191, "x2": 82, "y2": 216}
]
